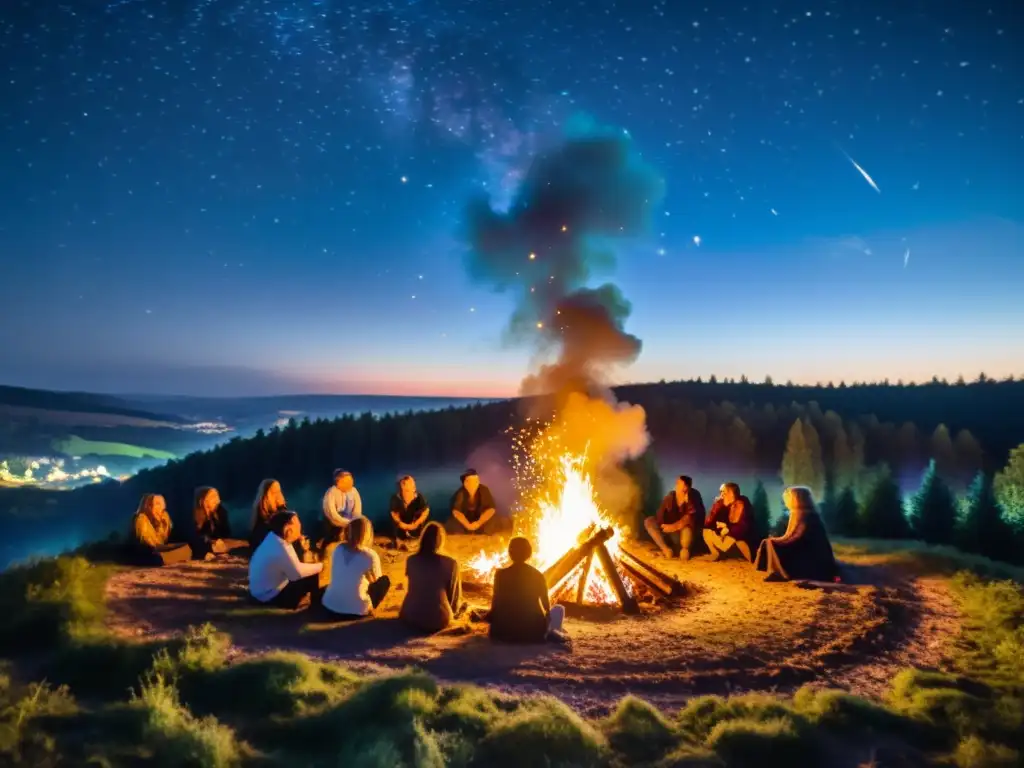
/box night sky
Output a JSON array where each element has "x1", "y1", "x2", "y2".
[{"x1": 2, "y1": 0, "x2": 1022, "y2": 398}]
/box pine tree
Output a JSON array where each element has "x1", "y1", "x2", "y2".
[
  {"x1": 780, "y1": 418, "x2": 825, "y2": 498},
  {"x1": 908, "y1": 460, "x2": 958, "y2": 545},
  {"x1": 820, "y1": 471, "x2": 839, "y2": 532},
  {"x1": 860, "y1": 468, "x2": 910, "y2": 539},
  {"x1": 751, "y1": 480, "x2": 771, "y2": 546},
  {"x1": 959, "y1": 472, "x2": 1013, "y2": 562},
  {"x1": 833, "y1": 486, "x2": 860, "y2": 537},
  {"x1": 993, "y1": 444, "x2": 1024, "y2": 530},
  {"x1": 952, "y1": 429, "x2": 984, "y2": 486},
  {"x1": 929, "y1": 424, "x2": 956, "y2": 479}
]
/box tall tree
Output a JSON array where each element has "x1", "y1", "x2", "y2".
[
  {"x1": 959, "y1": 472, "x2": 1014, "y2": 563},
  {"x1": 908, "y1": 460, "x2": 958, "y2": 545},
  {"x1": 727, "y1": 416, "x2": 757, "y2": 468},
  {"x1": 993, "y1": 444, "x2": 1024, "y2": 530},
  {"x1": 780, "y1": 418, "x2": 825, "y2": 498},
  {"x1": 751, "y1": 480, "x2": 772, "y2": 546},
  {"x1": 831, "y1": 424, "x2": 863, "y2": 490},
  {"x1": 929, "y1": 424, "x2": 957, "y2": 479},
  {"x1": 833, "y1": 486, "x2": 860, "y2": 537},
  {"x1": 952, "y1": 429, "x2": 984, "y2": 487},
  {"x1": 859, "y1": 468, "x2": 910, "y2": 539}
]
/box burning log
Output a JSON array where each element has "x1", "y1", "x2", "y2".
[
  {"x1": 542, "y1": 525, "x2": 639, "y2": 615},
  {"x1": 618, "y1": 547, "x2": 688, "y2": 597},
  {"x1": 542, "y1": 525, "x2": 610, "y2": 591}
]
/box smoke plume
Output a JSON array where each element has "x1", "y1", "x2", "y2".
[{"x1": 464, "y1": 123, "x2": 664, "y2": 515}]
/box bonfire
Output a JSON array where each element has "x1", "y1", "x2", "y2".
[{"x1": 466, "y1": 423, "x2": 683, "y2": 612}]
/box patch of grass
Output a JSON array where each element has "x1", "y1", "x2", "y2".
[
  {"x1": 953, "y1": 735, "x2": 1021, "y2": 768},
  {"x1": 53, "y1": 435, "x2": 176, "y2": 461},
  {"x1": 0, "y1": 556, "x2": 115, "y2": 654},
  {"x1": 791, "y1": 685, "x2": 910, "y2": 734},
  {"x1": 949, "y1": 572, "x2": 1024, "y2": 688},
  {"x1": 0, "y1": 672, "x2": 78, "y2": 766},
  {"x1": 602, "y1": 695, "x2": 679, "y2": 762},
  {"x1": 676, "y1": 694, "x2": 796, "y2": 742},
  {"x1": 703, "y1": 716, "x2": 817, "y2": 767},
  {"x1": 133, "y1": 670, "x2": 245, "y2": 767},
  {"x1": 833, "y1": 538, "x2": 1024, "y2": 581}
]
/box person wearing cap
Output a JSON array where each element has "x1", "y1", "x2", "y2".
[
  {"x1": 446, "y1": 469, "x2": 509, "y2": 535},
  {"x1": 322, "y1": 469, "x2": 362, "y2": 537}
]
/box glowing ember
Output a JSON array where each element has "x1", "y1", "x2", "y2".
[{"x1": 467, "y1": 430, "x2": 632, "y2": 605}]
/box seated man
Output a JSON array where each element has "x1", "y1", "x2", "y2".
[
  {"x1": 248, "y1": 510, "x2": 323, "y2": 609},
  {"x1": 321, "y1": 469, "x2": 362, "y2": 539},
  {"x1": 644, "y1": 475, "x2": 706, "y2": 560},
  {"x1": 389, "y1": 475, "x2": 430, "y2": 550},
  {"x1": 446, "y1": 469, "x2": 510, "y2": 535},
  {"x1": 131, "y1": 494, "x2": 192, "y2": 566},
  {"x1": 704, "y1": 482, "x2": 755, "y2": 562},
  {"x1": 488, "y1": 537, "x2": 566, "y2": 644}
]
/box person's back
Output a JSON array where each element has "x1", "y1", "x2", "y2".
[
  {"x1": 323, "y1": 545, "x2": 380, "y2": 616},
  {"x1": 401, "y1": 552, "x2": 460, "y2": 632},
  {"x1": 489, "y1": 561, "x2": 548, "y2": 643}
]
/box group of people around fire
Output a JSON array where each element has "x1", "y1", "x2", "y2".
[{"x1": 128, "y1": 466, "x2": 837, "y2": 644}]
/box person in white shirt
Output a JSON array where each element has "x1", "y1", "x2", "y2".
[
  {"x1": 248, "y1": 511, "x2": 323, "y2": 609},
  {"x1": 322, "y1": 517, "x2": 391, "y2": 618},
  {"x1": 322, "y1": 469, "x2": 362, "y2": 533}
]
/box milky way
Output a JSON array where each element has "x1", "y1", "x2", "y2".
[{"x1": 1, "y1": 0, "x2": 1022, "y2": 394}]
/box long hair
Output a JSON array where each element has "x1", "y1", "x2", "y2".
[
  {"x1": 136, "y1": 493, "x2": 166, "y2": 523},
  {"x1": 345, "y1": 517, "x2": 374, "y2": 552},
  {"x1": 193, "y1": 486, "x2": 217, "y2": 527},
  {"x1": 783, "y1": 486, "x2": 817, "y2": 512},
  {"x1": 418, "y1": 521, "x2": 445, "y2": 557},
  {"x1": 251, "y1": 479, "x2": 284, "y2": 529}
]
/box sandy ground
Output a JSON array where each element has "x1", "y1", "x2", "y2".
[{"x1": 103, "y1": 536, "x2": 962, "y2": 716}]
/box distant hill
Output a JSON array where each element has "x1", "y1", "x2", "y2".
[{"x1": 0, "y1": 385, "x2": 185, "y2": 427}]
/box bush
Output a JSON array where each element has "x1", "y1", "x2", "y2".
[
  {"x1": 602, "y1": 695, "x2": 679, "y2": 762},
  {"x1": 910, "y1": 460, "x2": 959, "y2": 545},
  {"x1": 859, "y1": 468, "x2": 910, "y2": 539}
]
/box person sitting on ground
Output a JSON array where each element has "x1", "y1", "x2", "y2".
[
  {"x1": 250, "y1": 478, "x2": 288, "y2": 551},
  {"x1": 248, "y1": 510, "x2": 323, "y2": 609},
  {"x1": 191, "y1": 486, "x2": 246, "y2": 560},
  {"x1": 321, "y1": 469, "x2": 362, "y2": 539},
  {"x1": 400, "y1": 522, "x2": 465, "y2": 633},
  {"x1": 644, "y1": 475, "x2": 706, "y2": 560},
  {"x1": 130, "y1": 493, "x2": 193, "y2": 565},
  {"x1": 704, "y1": 482, "x2": 755, "y2": 562},
  {"x1": 755, "y1": 486, "x2": 839, "y2": 583},
  {"x1": 389, "y1": 475, "x2": 430, "y2": 550},
  {"x1": 488, "y1": 536, "x2": 566, "y2": 644},
  {"x1": 446, "y1": 469, "x2": 509, "y2": 535},
  {"x1": 322, "y1": 517, "x2": 391, "y2": 619}
]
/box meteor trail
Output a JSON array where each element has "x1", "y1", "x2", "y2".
[
  {"x1": 904, "y1": 247, "x2": 910, "y2": 268},
  {"x1": 842, "y1": 151, "x2": 881, "y2": 193}
]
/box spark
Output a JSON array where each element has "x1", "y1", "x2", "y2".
[
  {"x1": 841, "y1": 150, "x2": 881, "y2": 193},
  {"x1": 693, "y1": 235, "x2": 701, "y2": 246},
  {"x1": 904, "y1": 248, "x2": 911, "y2": 268},
  {"x1": 561, "y1": 225, "x2": 568, "y2": 232},
  {"x1": 536, "y1": 322, "x2": 544, "y2": 329},
  {"x1": 400, "y1": 176, "x2": 408, "y2": 183},
  {"x1": 529, "y1": 252, "x2": 536, "y2": 260}
]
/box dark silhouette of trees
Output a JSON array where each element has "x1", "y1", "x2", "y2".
[
  {"x1": 751, "y1": 480, "x2": 771, "y2": 547},
  {"x1": 908, "y1": 460, "x2": 958, "y2": 546},
  {"x1": 832, "y1": 486, "x2": 860, "y2": 537},
  {"x1": 929, "y1": 424, "x2": 957, "y2": 480},
  {"x1": 860, "y1": 468, "x2": 909, "y2": 539},
  {"x1": 958, "y1": 472, "x2": 1015, "y2": 562}
]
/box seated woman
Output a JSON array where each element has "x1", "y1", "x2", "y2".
[
  {"x1": 755, "y1": 486, "x2": 839, "y2": 583},
  {"x1": 249, "y1": 478, "x2": 288, "y2": 551},
  {"x1": 191, "y1": 486, "x2": 247, "y2": 559},
  {"x1": 248, "y1": 511, "x2": 323, "y2": 609},
  {"x1": 389, "y1": 475, "x2": 430, "y2": 550},
  {"x1": 488, "y1": 537, "x2": 566, "y2": 644},
  {"x1": 446, "y1": 469, "x2": 511, "y2": 535},
  {"x1": 130, "y1": 493, "x2": 192, "y2": 566},
  {"x1": 400, "y1": 522, "x2": 464, "y2": 633},
  {"x1": 322, "y1": 517, "x2": 391, "y2": 619}
]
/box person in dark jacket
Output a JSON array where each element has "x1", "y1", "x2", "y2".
[
  {"x1": 755, "y1": 486, "x2": 839, "y2": 582},
  {"x1": 191, "y1": 486, "x2": 246, "y2": 559},
  {"x1": 488, "y1": 537, "x2": 566, "y2": 643},
  {"x1": 703, "y1": 483, "x2": 755, "y2": 562},
  {"x1": 644, "y1": 475, "x2": 706, "y2": 560},
  {"x1": 400, "y1": 522, "x2": 464, "y2": 633},
  {"x1": 130, "y1": 494, "x2": 192, "y2": 566},
  {"x1": 389, "y1": 475, "x2": 430, "y2": 550},
  {"x1": 446, "y1": 469, "x2": 511, "y2": 535}
]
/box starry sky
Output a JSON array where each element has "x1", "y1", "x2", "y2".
[{"x1": 2, "y1": 0, "x2": 1022, "y2": 398}]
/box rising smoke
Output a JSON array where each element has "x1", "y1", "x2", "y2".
[{"x1": 464, "y1": 122, "x2": 665, "y2": 520}]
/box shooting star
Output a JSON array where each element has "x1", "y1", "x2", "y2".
[
  {"x1": 904, "y1": 248, "x2": 911, "y2": 268},
  {"x1": 840, "y1": 150, "x2": 881, "y2": 194}
]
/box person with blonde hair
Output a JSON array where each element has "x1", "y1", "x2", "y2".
[
  {"x1": 249, "y1": 479, "x2": 287, "y2": 550},
  {"x1": 322, "y1": 517, "x2": 391, "y2": 618},
  {"x1": 191, "y1": 486, "x2": 247, "y2": 559},
  {"x1": 130, "y1": 494, "x2": 192, "y2": 566},
  {"x1": 400, "y1": 522, "x2": 465, "y2": 633},
  {"x1": 755, "y1": 486, "x2": 839, "y2": 582}
]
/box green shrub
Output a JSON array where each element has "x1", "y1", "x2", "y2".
[
  {"x1": 602, "y1": 695, "x2": 679, "y2": 762},
  {"x1": 676, "y1": 694, "x2": 795, "y2": 741},
  {"x1": 954, "y1": 735, "x2": 1021, "y2": 768},
  {"x1": 703, "y1": 716, "x2": 817, "y2": 767}
]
